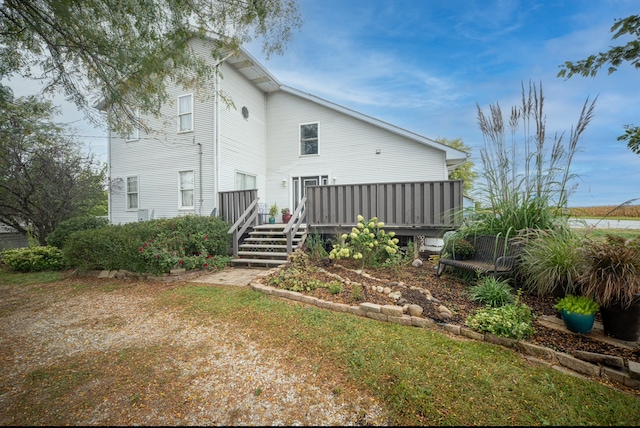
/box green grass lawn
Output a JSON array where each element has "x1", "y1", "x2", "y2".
[
  {"x1": 169, "y1": 283, "x2": 640, "y2": 425},
  {"x1": 2, "y1": 270, "x2": 640, "y2": 426}
]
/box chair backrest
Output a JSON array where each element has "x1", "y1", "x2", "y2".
[{"x1": 468, "y1": 235, "x2": 509, "y2": 263}]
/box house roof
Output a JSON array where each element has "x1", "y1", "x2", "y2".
[{"x1": 226, "y1": 46, "x2": 468, "y2": 167}]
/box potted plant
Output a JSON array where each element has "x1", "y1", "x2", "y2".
[
  {"x1": 268, "y1": 203, "x2": 278, "y2": 224},
  {"x1": 281, "y1": 207, "x2": 292, "y2": 224},
  {"x1": 442, "y1": 236, "x2": 475, "y2": 260},
  {"x1": 554, "y1": 294, "x2": 599, "y2": 334},
  {"x1": 580, "y1": 235, "x2": 640, "y2": 341}
]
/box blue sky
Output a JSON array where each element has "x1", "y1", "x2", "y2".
[
  {"x1": 243, "y1": 0, "x2": 640, "y2": 208},
  {"x1": 7, "y1": 0, "x2": 640, "y2": 207}
]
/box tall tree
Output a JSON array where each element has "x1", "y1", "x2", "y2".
[
  {"x1": 0, "y1": 0, "x2": 302, "y2": 135},
  {"x1": 436, "y1": 137, "x2": 477, "y2": 194},
  {"x1": 0, "y1": 85, "x2": 106, "y2": 245},
  {"x1": 557, "y1": 14, "x2": 640, "y2": 155}
]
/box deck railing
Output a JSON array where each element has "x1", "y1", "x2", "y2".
[
  {"x1": 305, "y1": 180, "x2": 463, "y2": 234},
  {"x1": 220, "y1": 189, "x2": 260, "y2": 257},
  {"x1": 219, "y1": 180, "x2": 463, "y2": 256}
]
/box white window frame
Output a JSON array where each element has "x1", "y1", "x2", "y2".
[
  {"x1": 178, "y1": 94, "x2": 193, "y2": 133},
  {"x1": 125, "y1": 109, "x2": 140, "y2": 142},
  {"x1": 179, "y1": 170, "x2": 195, "y2": 209},
  {"x1": 126, "y1": 176, "x2": 139, "y2": 210},
  {"x1": 235, "y1": 171, "x2": 257, "y2": 190},
  {"x1": 300, "y1": 122, "x2": 319, "y2": 156}
]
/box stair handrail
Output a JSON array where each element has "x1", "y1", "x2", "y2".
[
  {"x1": 283, "y1": 196, "x2": 307, "y2": 254},
  {"x1": 227, "y1": 197, "x2": 260, "y2": 257}
]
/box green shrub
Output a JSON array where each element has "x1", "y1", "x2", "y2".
[
  {"x1": 465, "y1": 292, "x2": 536, "y2": 340},
  {"x1": 351, "y1": 283, "x2": 365, "y2": 301},
  {"x1": 326, "y1": 281, "x2": 343, "y2": 294},
  {"x1": 46, "y1": 215, "x2": 109, "y2": 249},
  {"x1": 468, "y1": 276, "x2": 515, "y2": 307},
  {"x1": 0, "y1": 246, "x2": 64, "y2": 272},
  {"x1": 61, "y1": 215, "x2": 231, "y2": 275}
]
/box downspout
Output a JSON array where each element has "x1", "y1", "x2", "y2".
[{"x1": 214, "y1": 65, "x2": 220, "y2": 210}]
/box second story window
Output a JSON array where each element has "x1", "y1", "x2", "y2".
[
  {"x1": 300, "y1": 122, "x2": 319, "y2": 155},
  {"x1": 178, "y1": 94, "x2": 193, "y2": 133},
  {"x1": 125, "y1": 109, "x2": 140, "y2": 141}
]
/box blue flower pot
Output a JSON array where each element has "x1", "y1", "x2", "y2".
[{"x1": 561, "y1": 309, "x2": 595, "y2": 334}]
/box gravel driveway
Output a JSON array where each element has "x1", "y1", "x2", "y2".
[{"x1": 0, "y1": 277, "x2": 389, "y2": 426}]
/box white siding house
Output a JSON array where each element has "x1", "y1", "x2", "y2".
[{"x1": 104, "y1": 37, "x2": 467, "y2": 225}]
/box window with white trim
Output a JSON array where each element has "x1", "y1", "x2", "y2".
[
  {"x1": 126, "y1": 176, "x2": 139, "y2": 210},
  {"x1": 178, "y1": 94, "x2": 193, "y2": 133},
  {"x1": 300, "y1": 122, "x2": 319, "y2": 155},
  {"x1": 235, "y1": 172, "x2": 257, "y2": 190},
  {"x1": 179, "y1": 170, "x2": 194, "y2": 208}
]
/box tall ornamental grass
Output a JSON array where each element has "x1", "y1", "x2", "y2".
[
  {"x1": 518, "y1": 225, "x2": 585, "y2": 297},
  {"x1": 469, "y1": 80, "x2": 596, "y2": 237}
]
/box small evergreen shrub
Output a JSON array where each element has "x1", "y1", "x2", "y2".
[
  {"x1": 468, "y1": 276, "x2": 515, "y2": 307},
  {"x1": 0, "y1": 246, "x2": 64, "y2": 272},
  {"x1": 465, "y1": 292, "x2": 536, "y2": 340}
]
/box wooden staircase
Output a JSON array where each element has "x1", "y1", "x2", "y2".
[{"x1": 229, "y1": 223, "x2": 307, "y2": 267}]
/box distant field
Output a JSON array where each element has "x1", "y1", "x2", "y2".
[{"x1": 568, "y1": 204, "x2": 640, "y2": 219}]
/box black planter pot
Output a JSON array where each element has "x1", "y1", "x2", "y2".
[{"x1": 600, "y1": 295, "x2": 640, "y2": 342}]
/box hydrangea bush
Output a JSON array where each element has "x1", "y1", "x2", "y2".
[{"x1": 329, "y1": 215, "x2": 402, "y2": 268}]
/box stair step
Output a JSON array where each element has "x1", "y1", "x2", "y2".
[
  {"x1": 254, "y1": 223, "x2": 307, "y2": 229},
  {"x1": 229, "y1": 258, "x2": 287, "y2": 267},
  {"x1": 237, "y1": 251, "x2": 289, "y2": 258},
  {"x1": 249, "y1": 230, "x2": 306, "y2": 236},
  {"x1": 240, "y1": 244, "x2": 290, "y2": 249},
  {"x1": 244, "y1": 238, "x2": 302, "y2": 244}
]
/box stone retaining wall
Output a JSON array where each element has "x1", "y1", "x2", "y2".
[{"x1": 249, "y1": 270, "x2": 640, "y2": 391}]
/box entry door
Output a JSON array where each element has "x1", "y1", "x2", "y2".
[{"x1": 292, "y1": 175, "x2": 328, "y2": 211}]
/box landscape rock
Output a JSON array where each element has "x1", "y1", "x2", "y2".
[{"x1": 407, "y1": 304, "x2": 424, "y2": 317}]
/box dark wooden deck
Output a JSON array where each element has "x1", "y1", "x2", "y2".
[{"x1": 220, "y1": 180, "x2": 463, "y2": 257}]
